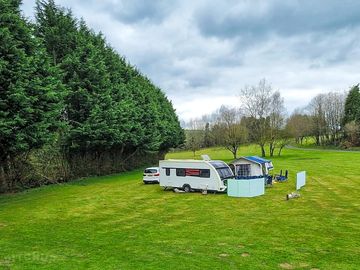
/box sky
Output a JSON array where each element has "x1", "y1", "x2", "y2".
[{"x1": 21, "y1": 0, "x2": 360, "y2": 121}]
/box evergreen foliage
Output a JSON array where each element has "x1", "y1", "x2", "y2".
[
  {"x1": 0, "y1": 0, "x2": 183, "y2": 191},
  {"x1": 35, "y1": 0, "x2": 184, "y2": 158},
  {"x1": 343, "y1": 84, "x2": 360, "y2": 125},
  {"x1": 0, "y1": 0, "x2": 63, "y2": 164}
]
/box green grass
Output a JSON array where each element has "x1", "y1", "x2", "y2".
[
  {"x1": 0, "y1": 146, "x2": 359, "y2": 269},
  {"x1": 290, "y1": 137, "x2": 360, "y2": 151}
]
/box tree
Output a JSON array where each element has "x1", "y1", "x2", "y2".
[
  {"x1": 203, "y1": 122, "x2": 212, "y2": 147},
  {"x1": 286, "y1": 112, "x2": 313, "y2": 144},
  {"x1": 343, "y1": 84, "x2": 360, "y2": 125},
  {"x1": 344, "y1": 121, "x2": 360, "y2": 146},
  {"x1": 185, "y1": 119, "x2": 203, "y2": 157},
  {"x1": 34, "y1": 0, "x2": 184, "y2": 176},
  {"x1": 308, "y1": 94, "x2": 327, "y2": 145},
  {"x1": 0, "y1": 0, "x2": 63, "y2": 187},
  {"x1": 215, "y1": 106, "x2": 247, "y2": 159},
  {"x1": 35, "y1": 0, "x2": 77, "y2": 65},
  {"x1": 276, "y1": 129, "x2": 292, "y2": 156},
  {"x1": 268, "y1": 91, "x2": 286, "y2": 157},
  {"x1": 342, "y1": 84, "x2": 360, "y2": 146},
  {"x1": 323, "y1": 92, "x2": 345, "y2": 145},
  {"x1": 240, "y1": 79, "x2": 272, "y2": 157},
  {"x1": 307, "y1": 92, "x2": 345, "y2": 146}
]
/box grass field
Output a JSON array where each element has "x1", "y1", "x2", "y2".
[
  {"x1": 0, "y1": 146, "x2": 359, "y2": 269},
  {"x1": 290, "y1": 137, "x2": 360, "y2": 151}
]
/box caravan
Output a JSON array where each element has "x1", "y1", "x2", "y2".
[{"x1": 159, "y1": 159, "x2": 233, "y2": 192}]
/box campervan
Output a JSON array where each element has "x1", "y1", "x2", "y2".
[{"x1": 159, "y1": 159, "x2": 234, "y2": 192}]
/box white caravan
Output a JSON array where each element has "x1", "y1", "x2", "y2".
[{"x1": 159, "y1": 159, "x2": 234, "y2": 192}]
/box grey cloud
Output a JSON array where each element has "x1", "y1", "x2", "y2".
[
  {"x1": 20, "y1": 0, "x2": 360, "y2": 121},
  {"x1": 196, "y1": 0, "x2": 360, "y2": 40},
  {"x1": 97, "y1": 0, "x2": 173, "y2": 24}
]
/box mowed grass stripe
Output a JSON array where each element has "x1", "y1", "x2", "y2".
[{"x1": 0, "y1": 146, "x2": 359, "y2": 269}]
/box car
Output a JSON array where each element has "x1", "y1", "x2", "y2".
[{"x1": 143, "y1": 167, "x2": 160, "y2": 184}]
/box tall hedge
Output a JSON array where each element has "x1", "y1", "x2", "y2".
[
  {"x1": 0, "y1": 0, "x2": 63, "y2": 189},
  {"x1": 0, "y1": 0, "x2": 184, "y2": 191}
]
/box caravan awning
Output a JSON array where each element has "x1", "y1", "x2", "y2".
[
  {"x1": 242, "y1": 156, "x2": 274, "y2": 170},
  {"x1": 244, "y1": 156, "x2": 270, "y2": 164}
]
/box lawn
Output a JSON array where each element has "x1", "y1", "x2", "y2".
[{"x1": 0, "y1": 146, "x2": 359, "y2": 269}]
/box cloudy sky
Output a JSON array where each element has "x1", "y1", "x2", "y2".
[{"x1": 21, "y1": 0, "x2": 360, "y2": 121}]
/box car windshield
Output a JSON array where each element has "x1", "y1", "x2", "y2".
[{"x1": 144, "y1": 169, "x2": 157, "y2": 174}]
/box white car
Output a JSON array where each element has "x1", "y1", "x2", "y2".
[{"x1": 143, "y1": 167, "x2": 160, "y2": 184}]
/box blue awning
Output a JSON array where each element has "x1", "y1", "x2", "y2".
[{"x1": 243, "y1": 156, "x2": 271, "y2": 164}]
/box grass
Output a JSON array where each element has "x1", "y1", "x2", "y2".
[
  {"x1": 290, "y1": 137, "x2": 360, "y2": 151},
  {"x1": 0, "y1": 146, "x2": 359, "y2": 269}
]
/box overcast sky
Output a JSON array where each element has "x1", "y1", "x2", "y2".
[{"x1": 21, "y1": 0, "x2": 360, "y2": 121}]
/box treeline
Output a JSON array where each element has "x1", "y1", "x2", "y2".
[
  {"x1": 0, "y1": 0, "x2": 184, "y2": 192},
  {"x1": 287, "y1": 85, "x2": 359, "y2": 147},
  {"x1": 184, "y1": 80, "x2": 359, "y2": 158}
]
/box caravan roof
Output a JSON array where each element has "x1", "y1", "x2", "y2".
[
  {"x1": 242, "y1": 156, "x2": 271, "y2": 164},
  {"x1": 230, "y1": 156, "x2": 274, "y2": 171}
]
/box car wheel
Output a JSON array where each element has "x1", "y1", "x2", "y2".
[{"x1": 183, "y1": 184, "x2": 191, "y2": 193}]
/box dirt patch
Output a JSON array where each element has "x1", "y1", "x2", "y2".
[
  {"x1": 219, "y1": 253, "x2": 229, "y2": 257},
  {"x1": 0, "y1": 259, "x2": 12, "y2": 267},
  {"x1": 238, "y1": 244, "x2": 245, "y2": 248},
  {"x1": 279, "y1": 263, "x2": 294, "y2": 269},
  {"x1": 241, "y1": 252, "x2": 250, "y2": 257}
]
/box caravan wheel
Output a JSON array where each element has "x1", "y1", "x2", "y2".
[{"x1": 183, "y1": 184, "x2": 191, "y2": 193}]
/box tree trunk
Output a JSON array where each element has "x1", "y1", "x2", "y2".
[
  {"x1": 0, "y1": 164, "x2": 6, "y2": 192},
  {"x1": 260, "y1": 145, "x2": 266, "y2": 157},
  {"x1": 269, "y1": 143, "x2": 275, "y2": 157},
  {"x1": 278, "y1": 146, "x2": 285, "y2": 156}
]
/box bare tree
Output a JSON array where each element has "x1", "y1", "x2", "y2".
[
  {"x1": 307, "y1": 94, "x2": 327, "y2": 145},
  {"x1": 323, "y1": 92, "x2": 345, "y2": 144},
  {"x1": 277, "y1": 129, "x2": 292, "y2": 156},
  {"x1": 215, "y1": 106, "x2": 248, "y2": 159},
  {"x1": 185, "y1": 119, "x2": 204, "y2": 157},
  {"x1": 240, "y1": 79, "x2": 273, "y2": 157},
  {"x1": 286, "y1": 112, "x2": 313, "y2": 144},
  {"x1": 307, "y1": 92, "x2": 345, "y2": 145},
  {"x1": 268, "y1": 91, "x2": 286, "y2": 156}
]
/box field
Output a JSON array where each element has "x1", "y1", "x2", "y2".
[{"x1": 0, "y1": 146, "x2": 359, "y2": 269}]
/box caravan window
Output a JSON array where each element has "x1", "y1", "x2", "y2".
[
  {"x1": 199, "y1": 169, "x2": 210, "y2": 178},
  {"x1": 175, "y1": 168, "x2": 210, "y2": 178},
  {"x1": 176, "y1": 168, "x2": 186, "y2": 177},
  {"x1": 216, "y1": 167, "x2": 233, "y2": 179},
  {"x1": 237, "y1": 164, "x2": 251, "y2": 177},
  {"x1": 209, "y1": 161, "x2": 233, "y2": 180},
  {"x1": 165, "y1": 168, "x2": 170, "y2": 176}
]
